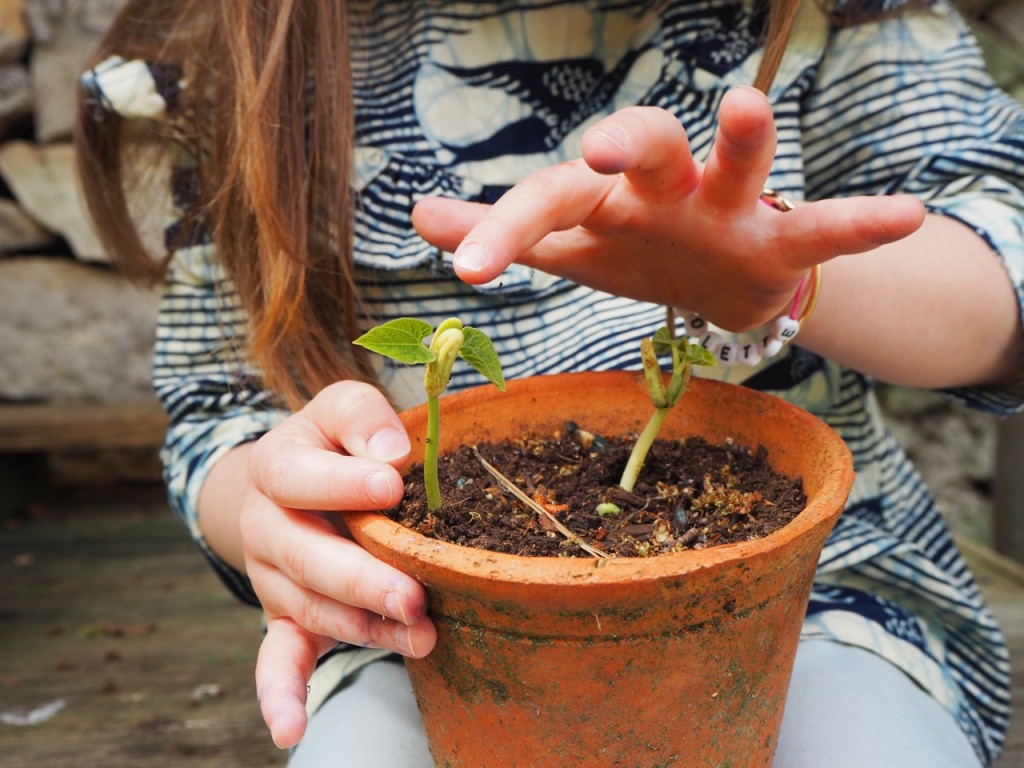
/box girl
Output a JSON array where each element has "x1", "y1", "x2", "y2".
[{"x1": 77, "y1": 1, "x2": 1024, "y2": 765}]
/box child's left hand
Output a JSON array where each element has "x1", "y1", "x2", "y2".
[{"x1": 413, "y1": 86, "x2": 924, "y2": 332}]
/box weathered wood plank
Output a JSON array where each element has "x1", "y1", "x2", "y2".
[
  {"x1": 0, "y1": 506, "x2": 282, "y2": 767},
  {"x1": 0, "y1": 402, "x2": 167, "y2": 453}
]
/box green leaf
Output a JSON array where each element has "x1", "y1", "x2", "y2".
[
  {"x1": 459, "y1": 327, "x2": 506, "y2": 391},
  {"x1": 353, "y1": 318, "x2": 436, "y2": 364},
  {"x1": 651, "y1": 326, "x2": 676, "y2": 357},
  {"x1": 687, "y1": 344, "x2": 718, "y2": 368}
]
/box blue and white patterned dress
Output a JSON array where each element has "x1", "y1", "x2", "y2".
[{"x1": 82, "y1": 1, "x2": 1024, "y2": 763}]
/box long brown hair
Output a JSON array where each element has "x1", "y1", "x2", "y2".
[{"x1": 74, "y1": 0, "x2": 800, "y2": 410}]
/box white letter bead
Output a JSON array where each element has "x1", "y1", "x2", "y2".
[
  {"x1": 771, "y1": 315, "x2": 800, "y2": 341},
  {"x1": 717, "y1": 342, "x2": 740, "y2": 364},
  {"x1": 762, "y1": 337, "x2": 785, "y2": 357},
  {"x1": 699, "y1": 331, "x2": 724, "y2": 354},
  {"x1": 739, "y1": 343, "x2": 762, "y2": 366},
  {"x1": 683, "y1": 312, "x2": 707, "y2": 333},
  {"x1": 675, "y1": 310, "x2": 796, "y2": 366}
]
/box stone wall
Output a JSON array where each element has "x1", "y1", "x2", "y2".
[
  {"x1": 0, "y1": 0, "x2": 158, "y2": 407},
  {"x1": 0, "y1": 0, "x2": 1021, "y2": 535}
]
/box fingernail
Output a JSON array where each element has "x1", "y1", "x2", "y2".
[
  {"x1": 365, "y1": 471, "x2": 395, "y2": 505},
  {"x1": 454, "y1": 241, "x2": 488, "y2": 273},
  {"x1": 367, "y1": 427, "x2": 409, "y2": 463},
  {"x1": 384, "y1": 590, "x2": 410, "y2": 625},
  {"x1": 265, "y1": 707, "x2": 287, "y2": 749},
  {"x1": 395, "y1": 625, "x2": 416, "y2": 656},
  {"x1": 593, "y1": 124, "x2": 631, "y2": 153}
]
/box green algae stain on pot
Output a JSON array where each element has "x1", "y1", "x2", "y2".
[{"x1": 426, "y1": 616, "x2": 547, "y2": 706}]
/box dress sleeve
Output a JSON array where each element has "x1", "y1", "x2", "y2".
[
  {"x1": 82, "y1": 56, "x2": 291, "y2": 605},
  {"x1": 154, "y1": 244, "x2": 290, "y2": 607},
  {"x1": 800, "y1": 1, "x2": 1024, "y2": 413}
]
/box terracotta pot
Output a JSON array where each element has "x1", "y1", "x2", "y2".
[{"x1": 342, "y1": 371, "x2": 853, "y2": 768}]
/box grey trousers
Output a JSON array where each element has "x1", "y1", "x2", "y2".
[{"x1": 289, "y1": 639, "x2": 983, "y2": 767}]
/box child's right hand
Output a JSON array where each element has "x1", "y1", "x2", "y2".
[{"x1": 235, "y1": 381, "x2": 438, "y2": 748}]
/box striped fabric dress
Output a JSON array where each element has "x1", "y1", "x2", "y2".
[{"x1": 82, "y1": 0, "x2": 1024, "y2": 763}]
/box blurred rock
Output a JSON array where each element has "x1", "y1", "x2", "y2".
[
  {"x1": 0, "y1": 197, "x2": 55, "y2": 252},
  {"x1": 0, "y1": 64, "x2": 31, "y2": 137},
  {"x1": 0, "y1": 257, "x2": 159, "y2": 402},
  {"x1": 0, "y1": 0, "x2": 29, "y2": 65},
  {"x1": 0, "y1": 140, "x2": 106, "y2": 260},
  {"x1": 25, "y1": 0, "x2": 127, "y2": 141}
]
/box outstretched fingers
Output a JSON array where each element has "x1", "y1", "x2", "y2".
[
  {"x1": 776, "y1": 195, "x2": 927, "y2": 268},
  {"x1": 449, "y1": 160, "x2": 614, "y2": 284},
  {"x1": 412, "y1": 197, "x2": 490, "y2": 255},
  {"x1": 446, "y1": 106, "x2": 702, "y2": 285},
  {"x1": 581, "y1": 105, "x2": 700, "y2": 197},
  {"x1": 698, "y1": 86, "x2": 779, "y2": 211}
]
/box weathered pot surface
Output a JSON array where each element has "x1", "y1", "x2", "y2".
[{"x1": 342, "y1": 371, "x2": 854, "y2": 768}]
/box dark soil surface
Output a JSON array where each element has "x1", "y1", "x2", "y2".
[{"x1": 388, "y1": 426, "x2": 806, "y2": 558}]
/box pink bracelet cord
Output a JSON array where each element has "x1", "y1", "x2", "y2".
[{"x1": 789, "y1": 273, "x2": 809, "y2": 320}]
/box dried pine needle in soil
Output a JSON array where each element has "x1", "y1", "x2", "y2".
[{"x1": 387, "y1": 427, "x2": 806, "y2": 558}]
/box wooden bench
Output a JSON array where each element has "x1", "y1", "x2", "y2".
[
  {"x1": 0, "y1": 401, "x2": 168, "y2": 517},
  {"x1": 0, "y1": 401, "x2": 167, "y2": 454}
]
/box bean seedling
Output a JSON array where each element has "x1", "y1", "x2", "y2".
[
  {"x1": 619, "y1": 326, "x2": 716, "y2": 492},
  {"x1": 354, "y1": 317, "x2": 505, "y2": 510}
]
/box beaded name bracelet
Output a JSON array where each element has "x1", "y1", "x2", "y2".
[{"x1": 674, "y1": 190, "x2": 823, "y2": 367}]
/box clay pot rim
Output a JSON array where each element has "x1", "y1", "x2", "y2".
[{"x1": 343, "y1": 371, "x2": 854, "y2": 587}]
